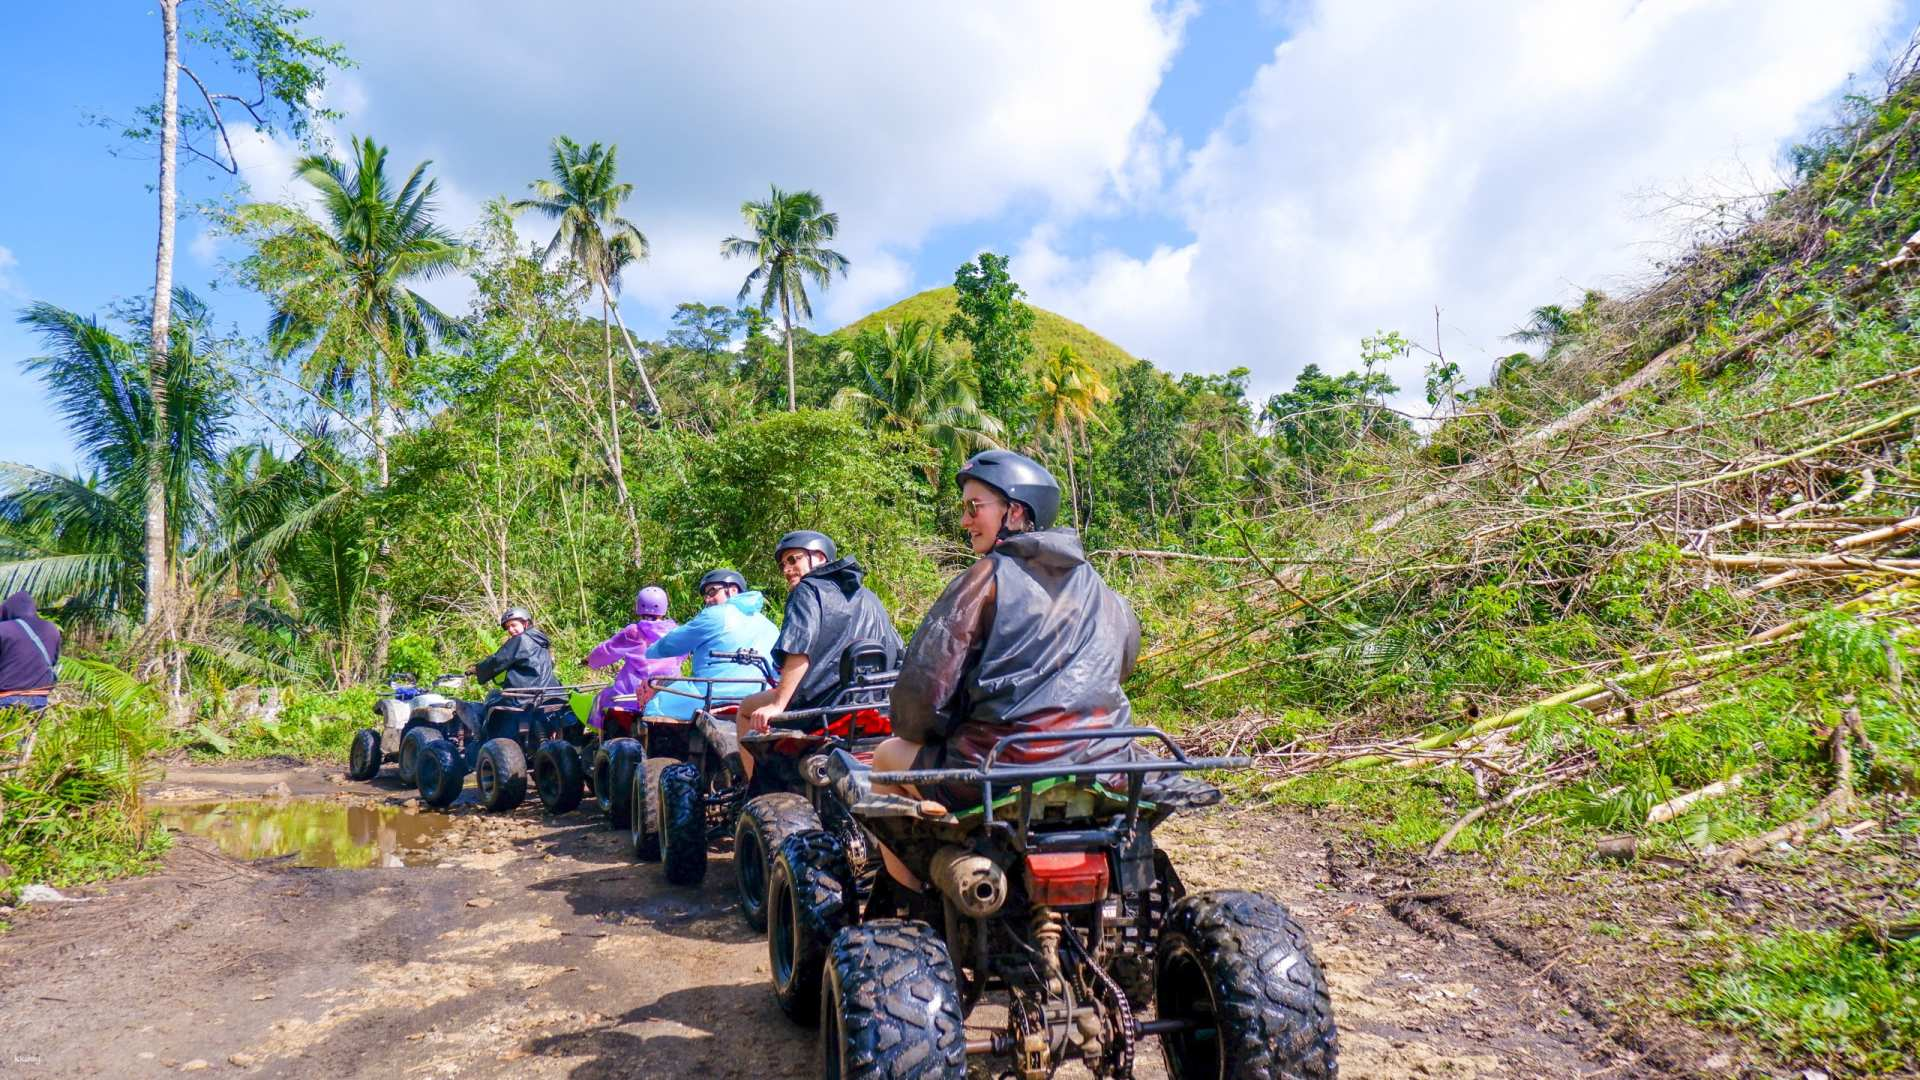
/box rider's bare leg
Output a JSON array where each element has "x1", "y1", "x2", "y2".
[{"x1": 871, "y1": 736, "x2": 925, "y2": 891}]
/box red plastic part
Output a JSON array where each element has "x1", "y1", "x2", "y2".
[
  {"x1": 1024, "y1": 851, "x2": 1110, "y2": 907},
  {"x1": 823, "y1": 708, "x2": 892, "y2": 739},
  {"x1": 603, "y1": 708, "x2": 638, "y2": 736}
]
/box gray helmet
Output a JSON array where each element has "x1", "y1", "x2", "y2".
[
  {"x1": 774, "y1": 530, "x2": 836, "y2": 563},
  {"x1": 957, "y1": 449, "x2": 1060, "y2": 529},
  {"x1": 499, "y1": 606, "x2": 533, "y2": 627},
  {"x1": 698, "y1": 568, "x2": 747, "y2": 592}
]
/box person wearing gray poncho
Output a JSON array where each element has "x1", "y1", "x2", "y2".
[{"x1": 871, "y1": 449, "x2": 1143, "y2": 889}]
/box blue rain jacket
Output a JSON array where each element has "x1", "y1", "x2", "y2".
[{"x1": 643, "y1": 590, "x2": 780, "y2": 719}]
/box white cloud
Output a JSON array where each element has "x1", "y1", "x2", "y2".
[
  {"x1": 302, "y1": 0, "x2": 1189, "y2": 330},
  {"x1": 1023, "y1": 0, "x2": 1903, "y2": 405},
  {"x1": 0, "y1": 244, "x2": 21, "y2": 298}
]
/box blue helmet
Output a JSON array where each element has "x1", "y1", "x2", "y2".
[{"x1": 773, "y1": 530, "x2": 836, "y2": 563}]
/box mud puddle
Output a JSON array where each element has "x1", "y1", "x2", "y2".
[{"x1": 154, "y1": 798, "x2": 454, "y2": 868}]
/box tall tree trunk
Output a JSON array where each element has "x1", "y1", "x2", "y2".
[
  {"x1": 370, "y1": 369, "x2": 391, "y2": 678},
  {"x1": 145, "y1": 0, "x2": 180, "y2": 633},
  {"x1": 781, "y1": 288, "x2": 797, "y2": 411},
  {"x1": 1063, "y1": 432, "x2": 1079, "y2": 529},
  {"x1": 599, "y1": 289, "x2": 629, "y2": 504},
  {"x1": 603, "y1": 298, "x2": 663, "y2": 415}
]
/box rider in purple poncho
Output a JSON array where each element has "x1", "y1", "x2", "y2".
[{"x1": 585, "y1": 586, "x2": 686, "y2": 730}]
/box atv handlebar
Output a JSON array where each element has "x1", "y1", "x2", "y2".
[{"x1": 707, "y1": 648, "x2": 780, "y2": 682}]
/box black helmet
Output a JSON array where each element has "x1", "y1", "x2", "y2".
[
  {"x1": 499, "y1": 606, "x2": 532, "y2": 627},
  {"x1": 698, "y1": 568, "x2": 747, "y2": 592},
  {"x1": 773, "y1": 530, "x2": 836, "y2": 563},
  {"x1": 957, "y1": 449, "x2": 1060, "y2": 529}
]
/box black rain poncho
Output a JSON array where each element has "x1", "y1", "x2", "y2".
[
  {"x1": 890, "y1": 528, "x2": 1140, "y2": 772},
  {"x1": 772, "y1": 558, "x2": 903, "y2": 711},
  {"x1": 474, "y1": 627, "x2": 557, "y2": 691}
]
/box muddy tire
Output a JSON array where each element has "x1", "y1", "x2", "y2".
[
  {"x1": 736, "y1": 793, "x2": 822, "y2": 932},
  {"x1": 534, "y1": 741, "x2": 586, "y2": 815},
  {"x1": 593, "y1": 738, "x2": 643, "y2": 829},
  {"x1": 819, "y1": 920, "x2": 966, "y2": 1079},
  {"x1": 476, "y1": 737, "x2": 529, "y2": 812},
  {"x1": 397, "y1": 725, "x2": 437, "y2": 788},
  {"x1": 630, "y1": 755, "x2": 677, "y2": 862},
  {"x1": 348, "y1": 729, "x2": 382, "y2": 781},
  {"x1": 657, "y1": 762, "x2": 706, "y2": 886},
  {"x1": 416, "y1": 739, "x2": 465, "y2": 809},
  {"x1": 769, "y1": 829, "x2": 851, "y2": 1023},
  {"x1": 1155, "y1": 890, "x2": 1337, "y2": 1080}
]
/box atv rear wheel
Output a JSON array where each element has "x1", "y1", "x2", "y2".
[
  {"x1": 820, "y1": 920, "x2": 966, "y2": 1080},
  {"x1": 533, "y1": 741, "x2": 586, "y2": 815},
  {"x1": 593, "y1": 738, "x2": 643, "y2": 829},
  {"x1": 1155, "y1": 890, "x2": 1337, "y2": 1080},
  {"x1": 397, "y1": 725, "x2": 438, "y2": 788},
  {"x1": 416, "y1": 738, "x2": 465, "y2": 809},
  {"x1": 348, "y1": 729, "x2": 382, "y2": 781},
  {"x1": 736, "y1": 793, "x2": 822, "y2": 932},
  {"x1": 657, "y1": 762, "x2": 706, "y2": 886},
  {"x1": 769, "y1": 829, "x2": 851, "y2": 1023},
  {"x1": 630, "y1": 755, "x2": 677, "y2": 862},
  {"x1": 476, "y1": 737, "x2": 529, "y2": 812}
]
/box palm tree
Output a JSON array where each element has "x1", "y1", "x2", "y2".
[
  {"x1": 722, "y1": 187, "x2": 849, "y2": 411},
  {"x1": 1034, "y1": 344, "x2": 1111, "y2": 528},
  {"x1": 512, "y1": 136, "x2": 658, "y2": 503},
  {"x1": 832, "y1": 320, "x2": 1001, "y2": 481},
  {"x1": 237, "y1": 135, "x2": 466, "y2": 672},
  {"x1": 239, "y1": 136, "x2": 466, "y2": 488},
  {"x1": 2, "y1": 292, "x2": 231, "y2": 623}
]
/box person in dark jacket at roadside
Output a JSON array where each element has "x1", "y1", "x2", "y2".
[
  {"x1": 871, "y1": 450, "x2": 1142, "y2": 890},
  {"x1": 736, "y1": 531, "x2": 903, "y2": 779},
  {"x1": 466, "y1": 606, "x2": 557, "y2": 740},
  {"x1": 0, "y1": 591, "x2": 61, "y2": 712}
]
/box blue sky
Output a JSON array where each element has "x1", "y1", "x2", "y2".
[{"x1": 4, "y1": 1, "x2": 1915, "y2": 474}]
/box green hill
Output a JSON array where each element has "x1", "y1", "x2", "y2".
[{"x1": 832, "y1": 286, "x2": 1140, "y2": 376}]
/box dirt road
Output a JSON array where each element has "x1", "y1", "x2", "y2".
[{"x1": 0, "y1": 762, "x2": 1632, "y2": 1078}]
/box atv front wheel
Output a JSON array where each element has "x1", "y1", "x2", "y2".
[
  {"x1": 630, "y1": 755, "x2": 678, "y2": 862},
  {"x1": 348, "y1": 729, "x2": 382, "y2": 781},
  {"x1": 736, "y1": 793, "x2": 822, "y2": 932},
  {"x1": 820, "y1": 920, "x2": 965, "y2": 1080},
  {"x1": 769, "y1": 829, "x2": 850, "y2": 1023},
  {"x1": 397, "y1": 725, "x2": 438, "y2": 788},
  {"x1": 593, "y1": 738, "x2": 643, "y2": 829},
  {"x1": 416, "y1": 738, "x2": 466, "y2": 809},
  {"x1": 1155, "y1": 890, "x2": 1337, "y2": 1080},
  {"x1": 476, "y1": 737, "x2": 529, "y2": 812},
  {"x1": 533, "y1": 741, "x2": 585, "y2": 814},
  {"x1": 657, "y1": 762, "x2": 706, "y2": 886}
]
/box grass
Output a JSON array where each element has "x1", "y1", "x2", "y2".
[
  {"x1": 1689, "y1": 928, "x2": 1920, "y2": 1074},
  {"x1": 1, "y1": 704, "x2": 171, "y2": 903},
  {"x1": 185, "y1": 684, "x2": 377, "y2": 762},
  {"x1": 833, "y1": 286, "x2": 1141, "y2": 378}
]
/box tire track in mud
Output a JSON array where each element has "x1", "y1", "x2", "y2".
[{"x1": 0, "y1": 763, "x2": 1639, "y2": 1078}]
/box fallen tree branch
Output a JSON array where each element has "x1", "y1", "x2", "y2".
[
  {"x1": 1832, "y1": 513, "x2": 1920, "y2": 551},
  {"x1": 1681, "y1": 551, "x2": 1920, "y2": 573},
  {"x1": 1429, "y1": 780, "x2": 1558, "y2": 856},
  {"x1": 1599, "y1": 402, "x2": 1920, "y2": 506},
  {"x1": 1370, "y1": 228, "x2": 1920, "y2": 534},
  {"x1": 1647, "y1": 772, "x2": 1745, "y2": 825},
  {"x1": 1715, "y1": 723, "x2": 1854, "y2": 867}
]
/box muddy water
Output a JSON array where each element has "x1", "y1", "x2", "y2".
[{"x1": 155, "y1": 799, "x2": 453, "y2": 868}]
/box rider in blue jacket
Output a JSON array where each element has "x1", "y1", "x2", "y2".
[{"x1": 642, "y1": 569, "x2": 779, "y2": 720}]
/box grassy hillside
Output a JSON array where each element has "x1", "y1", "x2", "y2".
[{"x1": 833, "y1": 286, "x2": 1141, "y2": 376}]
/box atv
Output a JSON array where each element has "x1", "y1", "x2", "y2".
[
  {"x1": 410, "y1": 685, "x2": 582, "y2": 812},
  {"x1": 348, "y1": 672, "x2": 470, "y2": 787},
  {"x1": 635, "y1": 643, "x2": 895, "y2": 935},
  {"x1": 623, "y1": 649, "x2": 778, "y2": 876},
  {"x1": 524, "y1": 685, "x2": 655, "y2": 824},
  {"x1": 770, "y1": 728, "x2": 1338, "y2": 1079}
]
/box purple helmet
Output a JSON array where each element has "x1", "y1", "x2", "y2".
[{"x1": 634, "y1": 585, "x2": 670, "y2": 618}]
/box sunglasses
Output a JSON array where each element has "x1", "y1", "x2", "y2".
[
  {"x1": 960, "y1": 496, "x2": 1005, "y2": 520},
  {"x1": 702, "y1": 584, "x2": 733, "y2": 596},
  {"x1": 778, "y1": 551, "x2": 815, "y2": 568}
]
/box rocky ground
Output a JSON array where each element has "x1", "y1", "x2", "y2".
[{"x1": 0, "y1": 760, "x2": 1649, "y2": 1078}]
